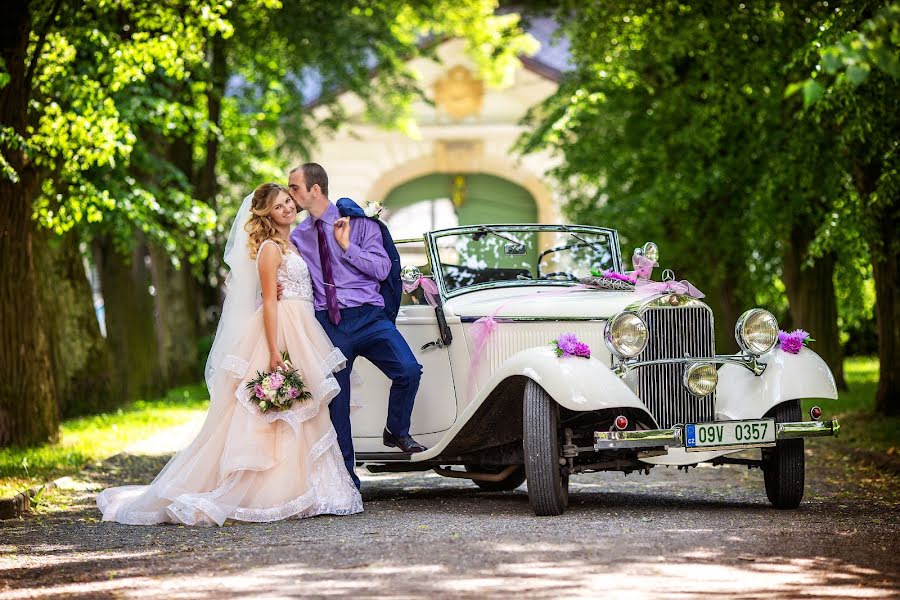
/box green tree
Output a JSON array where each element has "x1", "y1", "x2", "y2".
[
  {"x1": 1, "y1": 0, "x2": 534, "y2": 445},
  {"x1": 793, "y1": 2, "x2": 900, "y2": 415},
  {"x1": 519, "y1": 1, "x2": 864, "y2": 386}
]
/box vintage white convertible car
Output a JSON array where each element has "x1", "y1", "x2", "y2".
[{"x1": 349, "y1": 224, "x2": 840, "y2": 515}]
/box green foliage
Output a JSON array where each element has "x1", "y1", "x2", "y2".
[
  {"x1": 797, "y1": 2, "x2": 900, "y2": 94},
  {"x1": 0, "y1": 383, "x2": 209, "y2": 497},
  {"x1": 519, "y1": 1, "x2": 881, "y2": 346},
  {"x1": 803, "y1": 356, "x2": 898, "y2": 452},
  {"x1": 0, "y1": 0, "x2": 534, "y2": 269}
]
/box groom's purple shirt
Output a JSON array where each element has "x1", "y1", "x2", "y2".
[{"x1": 290, "y1": 202, "x2": 390, "y2": 311}]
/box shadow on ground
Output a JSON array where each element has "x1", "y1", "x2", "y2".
[{"x1": 0, "y1": 440, "x2": 897, "y2": 598}]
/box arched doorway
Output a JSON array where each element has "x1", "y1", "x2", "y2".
[{"x1": 382, "y1": 173, "x2": 538, "y2": 238}]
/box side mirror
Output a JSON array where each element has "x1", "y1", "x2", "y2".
[{"x1": 400, "y1": 265, "x2": 423, "y2": 285}]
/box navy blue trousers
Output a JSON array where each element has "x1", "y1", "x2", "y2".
[{"x1": 316, "y1": 305, "x2": 422, "y2": 488}]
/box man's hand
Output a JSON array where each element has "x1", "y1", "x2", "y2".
[
  {"x1": 334, "y1": 217, "x2": 351, "y2": 251},
  {"x1": 276, "y1": 281, "x2": 284, "y2": 300}
]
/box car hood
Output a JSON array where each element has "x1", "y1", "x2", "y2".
[{"x1": 444, "y1": 285, "x2": 659, "y2": 320}]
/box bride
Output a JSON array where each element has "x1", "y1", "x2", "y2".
[{"x1": 97, "y1": 183, "x2": 363, "y2": 525}]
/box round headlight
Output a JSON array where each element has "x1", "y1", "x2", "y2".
[
  {"x1": 683, "y1": 362, "x2": 718, "y2": 397},
  {"x1": 735, "y1": 308, "x2": 779, "y2": 355},
  {"x1": 604, "y1": 312, "x2": 649, "y2": 358}
]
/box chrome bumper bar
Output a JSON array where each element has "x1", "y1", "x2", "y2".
[
  {"x1": 593, "y1": 419, "x2": 840, "y2": 450},
  {"x1": 613, "y1": 353, "x2": 767, "y2": 377}
]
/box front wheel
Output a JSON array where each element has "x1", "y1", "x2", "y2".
[
  {"x1": 523, "y1": 380, "x2": 569, "y2": 516},
  {"x1": 762, "y1": 400, "x2": 805, "y2": 509}
]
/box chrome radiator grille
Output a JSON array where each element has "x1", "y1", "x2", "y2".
[{"x1": 636, "y1": 306, "x2": 716, "y2": 428}]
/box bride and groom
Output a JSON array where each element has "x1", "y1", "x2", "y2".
[{"x1": 97, "y1": 163, "x2": 427, "y2": 526}]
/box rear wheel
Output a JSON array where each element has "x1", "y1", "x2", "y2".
[
  {"x1": 762, "y1": 400, "x2": 805, "y2": 509},
  {"x1": 523, "y1": 380, "x2": 569, "y2": 516},
  {"x1": 467, "y1": 465, "x2": 527, "y2": 492}
]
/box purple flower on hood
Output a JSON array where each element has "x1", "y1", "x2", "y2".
[{"x1": 573, "y1": 342, "x2": 591, "y2": 358}]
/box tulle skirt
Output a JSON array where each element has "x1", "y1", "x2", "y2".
[{"x1": 97, "y1": 298, "x2": 363, "y2": 526}]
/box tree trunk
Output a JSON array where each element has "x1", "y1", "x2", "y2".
[
  {"x1": 871, "y1": 230, "x2": 899, "y2": 416},
  {"x1": 851, "y1": 155, "x2": 899, "y2": 416},
  {"x1": 197, "y1": 31, "x2": 228, "y2": 331},
  {"x1": 148, "y1": 244, "x2": 200, "y2": 387},
  {"x1": 35, "y1": 230, "x2": 116, "y2": 417},
  {"x1": 93, "y1": 234, "x2": 164, "y2": 401},
  {"x1": 0, "y1": 0, "x2": 59, "y2": 446},
  {"x1": 782, "y1": 224, "x2": 846, "y2": 390}
]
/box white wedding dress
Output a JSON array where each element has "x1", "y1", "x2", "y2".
[{"x1": 97, "y1": 239, "x2": 363, "y2": 525}]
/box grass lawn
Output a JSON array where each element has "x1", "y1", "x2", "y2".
[
  {"x1": 0, "y1": 384, "x2": 209, "y2": 498},
  {"x1": 802, "y1": 356, "x2": 898, "y2": 454}
]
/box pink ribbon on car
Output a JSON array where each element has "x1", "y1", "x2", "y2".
[
  {"x1": 628, "y1": 253, "x2": 658, "y2": 279},
  {"x1": 402, "y1": 276, "x2": 440, "y2": 307},
  {"x1": 635, "y1": 278, "x2": 705, "y2": 298}
]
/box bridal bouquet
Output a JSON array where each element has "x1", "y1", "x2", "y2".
[{"x1": 245, "y1": 354, "x2": 311, "y2": 413}]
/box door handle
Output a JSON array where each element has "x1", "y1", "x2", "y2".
[{"x1": 421, "y1": 339, "x2": 445, "y2": 351}]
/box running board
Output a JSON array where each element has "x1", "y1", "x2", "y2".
[{"x1": 356, "y1": 452, "x2": 412, "y2": 463}]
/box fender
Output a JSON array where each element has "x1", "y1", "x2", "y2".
[
  {"x1": 716, "y1": 346, "x2": 838, "y2": 421},
  {"x1": 412, "y1": 346, "x2": 648, "y2": 462}
]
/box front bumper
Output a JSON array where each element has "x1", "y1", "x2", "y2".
[{"x1": 594, "y1": 418, "x2": 840, "y2": 451}]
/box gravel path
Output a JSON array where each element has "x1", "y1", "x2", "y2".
[{"x1": 1, "y1": 437, "x2": 897, "y2": 599}]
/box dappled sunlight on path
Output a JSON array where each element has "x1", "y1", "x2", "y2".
[{"x1": 0, "y1": 440, "x2": 897, "y2": 598}]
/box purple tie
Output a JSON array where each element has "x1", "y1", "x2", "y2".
[{"x1": 315, "y1": 219, "x2": 341, "y2": 325}]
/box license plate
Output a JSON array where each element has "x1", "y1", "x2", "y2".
[{"x1": 684, "y1": 419, "x2": 776, "y2": 451}]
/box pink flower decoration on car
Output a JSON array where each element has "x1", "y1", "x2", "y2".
[
  {"x1": 601, "y1": 270, "x2": 637, "y2": 285},
  {"x1": 777, "y1": 329, "x2": 813, "y2": 354},
  {"x1": 552, "y1": 333, "x2": 591, "y2": 358}
]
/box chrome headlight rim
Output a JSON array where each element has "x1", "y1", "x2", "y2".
[
  {"x1": 734, "y1": 308, "x2": 779, "y2": 356},
  {"x1": 682, "y1": 362, "x2": 718, "y2": 397},
  {"x1": 604, "y1": 311, "x2": 649, "y2": 359}
]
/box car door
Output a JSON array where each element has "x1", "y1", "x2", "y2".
[{"x1": 350, "y1": 239, "x2": 458, "y2": 448}]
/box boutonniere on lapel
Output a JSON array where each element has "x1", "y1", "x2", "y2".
[{"x1": 363, "y1": 201, "x2": 384, "y2": 219}]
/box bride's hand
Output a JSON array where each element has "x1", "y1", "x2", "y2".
[{"x1": 270, "y1": 351, "x2": 287, "y2": 372}]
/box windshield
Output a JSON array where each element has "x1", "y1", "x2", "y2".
[{"x1": 430, "y1": 225, "x2": 621, "y2": 296}]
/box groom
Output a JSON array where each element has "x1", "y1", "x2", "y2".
[{"x1": 288, "y1": 163, "x2": 426, "y2": 489}]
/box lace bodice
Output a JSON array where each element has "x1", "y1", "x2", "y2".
[{"x1": 259, "y1": 240, "x2": 313, "y2": 301}]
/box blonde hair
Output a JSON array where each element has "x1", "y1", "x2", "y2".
[{"x1": 245, "y1": 182, "x2": 292, "y2": 258}]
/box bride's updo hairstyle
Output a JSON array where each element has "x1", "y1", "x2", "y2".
[{"x1": 245, "y1": 182, "x2": 292, "y2": 258}]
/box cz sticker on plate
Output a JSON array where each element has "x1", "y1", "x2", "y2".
[{"x1": 684, "y1": 419, "x2": 776, "y2": 451}]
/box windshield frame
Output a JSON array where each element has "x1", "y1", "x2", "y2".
[{"x1": 425, "y1": 224, "x2": 623, "y2": 299}]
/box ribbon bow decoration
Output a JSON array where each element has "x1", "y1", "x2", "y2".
[
  {"x1": 629, "y1": 253, "x2": 658, "y2": 280},
  {"x1": 635, "y1": 278, "x2": 705, "y2": 298},
  {"x1": 402, "y1": 276, "x2": 440, "y2": 307}
]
